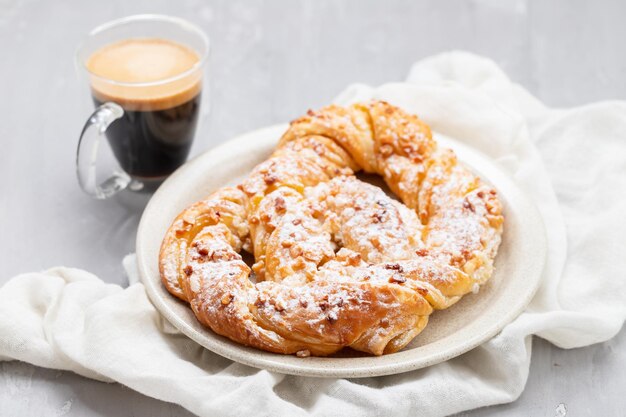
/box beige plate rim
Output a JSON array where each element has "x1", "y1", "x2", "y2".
[{"x1": 136, "y1": 124, "x2": 547, "y2": 378}]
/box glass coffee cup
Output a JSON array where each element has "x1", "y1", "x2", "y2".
[{"x1": 75, "y1": 15, "x2": 209, "y2": 199}]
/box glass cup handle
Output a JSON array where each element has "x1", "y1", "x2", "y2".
[{"x1": 76, "y1": 102, "x2": 142, "y2": 199}]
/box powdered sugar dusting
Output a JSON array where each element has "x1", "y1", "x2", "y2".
[{"x1": 159, "y1": 100, "x2": 503, "y2": 356}]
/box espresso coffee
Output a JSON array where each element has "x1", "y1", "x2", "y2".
[{"x1": 86, "y1": 38, "x2": 201, "y2": 178}]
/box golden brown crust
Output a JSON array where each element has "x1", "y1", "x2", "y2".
[{"x1": 159, "y1": 100, "x2": 504, "y2": 356}]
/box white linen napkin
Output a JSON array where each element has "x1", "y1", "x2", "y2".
[{"x1": 1, "y1": 52, "x2": 625, "y2": 417}]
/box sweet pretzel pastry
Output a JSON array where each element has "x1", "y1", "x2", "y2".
[{"x1": 159, "y1": 101, "x2": 503, "y2": 356}]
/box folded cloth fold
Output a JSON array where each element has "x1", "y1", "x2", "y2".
[{"x1": 1, "y1": 52, "x2": 625, "y2": 417}]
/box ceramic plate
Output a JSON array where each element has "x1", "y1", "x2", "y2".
[{"x1": 136, "y1": 124, "x2": 546, "y2": 378}]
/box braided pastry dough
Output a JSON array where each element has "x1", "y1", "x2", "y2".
[{"x1": 159, "y1": 101, "x2": 503, "y2": 356}]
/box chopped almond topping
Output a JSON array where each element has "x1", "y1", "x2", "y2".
[
  {"x1": 274, "y1": 196, "x2": 286, "y2": 213},
  {"x1": 384, "y1": 263, "x2": 404, "y2": 272},
  {"x1": 221, "y1": 293, "x2": 233, "y2": 305},
  {"x1": 263, "y1": 173, "x2": 278, "y2": 185},
  {"x1": 389, "y1": 275, "x2": 407, "y2": 284},
  {"x1": 379, "y1": 144, "x2": 394, "y2": 157},
  {"x1": 327, "y1": 311, "x2": 338, "y2": 324},
  {"x1": 463, "y1": 199, "x2": 475, "y2": 213},
  {"x1": 296, "y1": 349, "x2": 311, "y2": 358}
]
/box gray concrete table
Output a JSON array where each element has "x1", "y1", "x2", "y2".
[{"x1": 1, "y1": 0, "x2": 624, "y2": 415}]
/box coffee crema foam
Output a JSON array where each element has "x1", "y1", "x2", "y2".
[{"x1": 86, "y1": 38, "x2": 201, "y2": 111}]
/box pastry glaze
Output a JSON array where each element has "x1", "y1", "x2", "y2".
[{"x1": 159, "y1": 101, "x2": 503, "y2": 356}]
